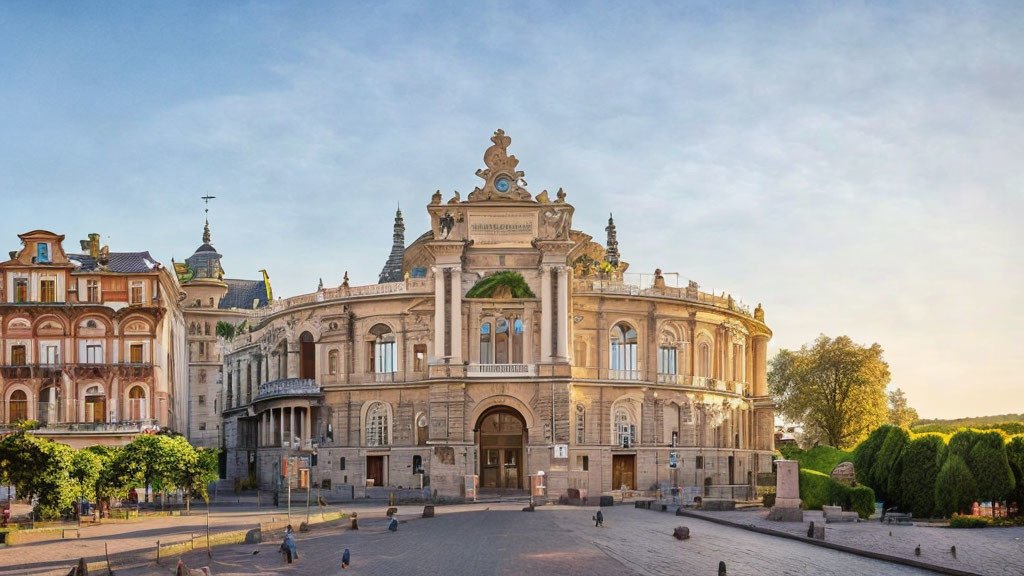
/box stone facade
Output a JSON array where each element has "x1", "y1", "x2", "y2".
[{"x1": 219, "y1": 130, "x2": 775, "y2": 500}]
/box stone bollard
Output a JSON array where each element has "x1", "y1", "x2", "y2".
[
  {"x1": 350, "y1": 513, "x2": 359, "y2": 530},
  {"x1": 386, "y1": 507, "x2": 398, "y2": 517},
  {"x1": 813, "y1": 525, "x2": 825, "y2": 540},
  {"x1": 672, "y1": 526, "x2": 690, "y2": 540},
  {"x1": 719, "y1": 560, "x2": 727, "y2": 575},
  {"x1": 807, "y1": 521, "x2": 815, "y2": 538},
  {"x1": 423, "y1": 505, "x2": 435, "y2": 518}
]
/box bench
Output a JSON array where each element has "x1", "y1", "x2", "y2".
[{"x1": 884, "y1": 512, "x2": 912, "y2": 525}]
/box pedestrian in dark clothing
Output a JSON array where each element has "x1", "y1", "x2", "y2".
[
  {"x1": 594, "y1": 510, "x2": 604, "y2": 527},
  {"x1": 281, "y1": 525, "x2": 298, "y2": 563}
]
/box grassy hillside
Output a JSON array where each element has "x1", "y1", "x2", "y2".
[
  {"x1": 778, "y1": 444, "x2": 852, "y2": 474},
  {"x1": 912, "y1": 414, "x2": 1024, "y2": 436}
]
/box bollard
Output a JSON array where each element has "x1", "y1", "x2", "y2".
[
  {"x1": 806, "y1": 521, "x2": 815, "y2": 538},
  {"x1": 350, "y1": 512, "x2": 359, "y2": 530},
  {"x1": 718, "y1": 560, "x2": 726, "y2": 575},
  {"x1": 156, "y1": 539, "x2": 160, "y2": 564}
]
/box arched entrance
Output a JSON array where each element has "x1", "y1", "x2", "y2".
[
  {"x1": 299, "y1": 331, "x2": 315, "y2": 379},
  {"x1": 475, "y1": 406, "x2": 527, "y2": 491}
]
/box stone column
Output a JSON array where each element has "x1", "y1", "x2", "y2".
[
  {"x1": 276, "y1": 408, "x2": 282, "y2": 447},
  {"x1": 450, "y1": 267, "x2": 462, "y2": 364},
  {"x1": 433, "y1": 267, "x2": 445, "y2": 360},
  {"x1": 304, "y1": 407, "x2": 311, "y2": 445},
  {"x1": 289, "y1": 406, "x2": 296, "y2": 447},
  {"x1": 540, "y1": 266, "x2": 552, "y2": 362},
  {"x1": 556, "y1": 266, "x2": 569, "y2": 360},
  {"x1": 753, "y1": 336, "x2": 768, "y2": 396}
]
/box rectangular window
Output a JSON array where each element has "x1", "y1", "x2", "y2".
[
  {"x1": 40, "y1": 279, "x2": 56, "y2": 303},
  {"x1": 130, "y1": 344, "x2": 144, "y2": 363},
  {"x1": 576, "y1": 455, "x2": 589, "y2": 471},
  {"x1": 13, "y1": 278, "x2": 28, "y2": 303},
  {"x1": 36, "y1": 243, "x2": 49, "y2": 263},
  {"x1": 86, "y1": 280, "x2": 100, "y2": 303},
  {"x1": 11, "y1": 345, "x2": 26, "y2": 365},
  {"x1": 575, "y1": 410, "x2": 585, "y2": 445},
  {"x1": 198, "y1": 395, "x2": 206, "y2": 405},
  {"x1": 339, "y1": 457, "x2": 346, "y2": 471},
  {"x1": 376, "y1": 340, "x2": 396, "y2": 373},
  {"x1": 43, "y1": 345, "x2": 58, "y2": 365},
  {"x1": 413, "y1": 344, "x2": 426, "y2": 372},
  {"x1": 199, "y1": 422, "x2": 207, "y2": 431},
  {"x1": 658, "y1": 346, "x2": 677, "y2": 375},
  {"x1": 129, "y1": 281, "x2": 144, "y2": 304},
  {"x1": 695, "y1": 455, "x2": 704, "y2": 469},
  {"x1": 86, "y1": 344, "x2": 102, "y2": 364}
]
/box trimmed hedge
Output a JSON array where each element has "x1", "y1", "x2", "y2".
[
  {"x1": 799, "y1": 468, "x2": 875, "y2": 519},
  {"x1": 899, "y1": 435, "x2": 946, "y2": 518},
  {"x1": 780, "y1": 444, "x2": 851, "y2": 475},
  {"x1": 465, "y1": 271, "x2": 536, "y2": 298},
  {"x1": 949, "y1": 514, "x2": 988, "y2": 529}
]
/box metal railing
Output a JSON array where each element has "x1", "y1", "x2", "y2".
[
  {"x1": 466, "y1": 363, "x2": 536, "y2": 377},
  {"x1": 572, "y1": 278, "x2": 754, "y2": 318},
  {"x1": 0, "y1": 419, "x2": 159, "y2": 434},
  {"x1": 254, "y1": 378, "x2": 320, "y2": 401}
]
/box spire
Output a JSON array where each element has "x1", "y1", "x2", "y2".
[
  {"x1": 605, "y1": 213, "x2": 620, "y2": 267},
  {"x1": 202, "y1": 219, "x2": 211, "y2": 244},
  {"x1": 378, "y1": 206, "x2": 406, "y2": 283}
]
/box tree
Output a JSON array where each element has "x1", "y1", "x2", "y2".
[
  {"x1": 934, "y1": 454, "x2": 977, "y2": 517},
  {"x1": 0, "y1": 432, "x2": 77, "y2": 519},
  {"x1": 898, "y1": 435, "x2": 946, "y2": 518},
  {"x1": 1006, "y1": 436, "x2": 1024, "y2": 516},
  {"x1": 967, "y1": 431, "x2": 1015, "y2": 516},
  {"x1": 887, "y1": 388, "x2": 919, "y2": 428},
  {"x1": 852, "y1": 424, "x2": 892, "y2": 486},
  {"x1": 868, "y1": 426, "x2": 909, "y2": 505},
  {"x1": 70, "y1": 449, "x2": 102, "y2": 504},
  {"x1": 769, "y1": 335, "x2": 890, "y2": 449}
]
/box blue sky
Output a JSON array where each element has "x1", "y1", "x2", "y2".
[{"x1": 1, "y1": 1, "x2": 1022, "y2": 419}]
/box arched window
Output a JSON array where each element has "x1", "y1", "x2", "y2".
[
  {"x1": 127, "y1": 385, "x2": 147, "y2": 420},
  {"x1": 9, "y1": 390, "x2": 28, "y2": 422},
  {"x1": 299, "y1": 331, "x2": 316, "y2": 379},
  {"x1": 479, "y1": 322, "x2": 492, "y2": 364},
  {"x1": 614, "y1": 407, "x2": 636, "y2": 448},
  {"x1": 366, "y1": 402, "x2": 390, "y2": 446},
  {"x1": 84, "y1": 385, "x2": 106, "y2": 423},
  {"x1": 609, "y1": 323, "x2": 638, "y2": 376},
  {"x1": 328, "y1": 350, "x2": 339, "y2": 375},
  {"x1": 369, "y1": 324, "x2": 396, "y2": 374},
  {"x1": 480, "y1": 317, "x2": 524, "y2": 365},
  {"x1": 204, "y1": 322, "x2": 211, "y2": 336},
  {"x1": 699, "y1": 342, "x2": 712, "y2": 378},
  {"x1": 495, "y1": 319, "x2": 509, "y2": 364},
  {"x1": 413, "y1": 455, "x2": 424, "y2": 475}
]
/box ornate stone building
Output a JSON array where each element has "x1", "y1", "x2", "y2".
[
  {"x1": 220, "y1": 130, "x2": 774, "y2": 500},
  {"x1": 0, "y1": 230, "x2": 187, "y2": 448},
  {"x1": 174, "y1": 218, "x2": 271, "y2": 451}
]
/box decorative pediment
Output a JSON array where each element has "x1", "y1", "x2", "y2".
[{"x1": 467, "y1": 130, "x2": 533, "y2": 202}]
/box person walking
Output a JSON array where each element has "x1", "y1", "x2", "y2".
[
  {"x1": 281, "y1": 525, "x2": 298, "y2": 563},
  {"x1": 594, "y1": 510, "x2": 604, "y2": 527}
]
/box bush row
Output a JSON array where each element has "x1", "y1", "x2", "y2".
[{"x1": 798, "y1": 469, "x2": 875, "y2": 519}]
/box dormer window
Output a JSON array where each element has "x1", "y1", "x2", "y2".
[
  {"x1": 129, "y1": 281, "x2": 144, "y2": 305},
  {"x1": 36, "y1": 243, "x2": 49, "y2": 263},
  {"x1": 86, "y1": 280, "x2": 100, "y2": 303}
]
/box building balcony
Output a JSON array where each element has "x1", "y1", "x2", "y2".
[
  {"x1": 0, "y1": 363, "x2": 154, "y2": 381},
  {"x1": 466, "y1": 363, "x2": 536, "y2": 377},
  {"x1": 253, "y1": 378, "x2": 320, "y2": 402},
  {"x1": 0, "y1": 419, "x2": 159, "y2": 435},
  {"x1": 606, "y1": 369, "x2": 643, "y2": 381},
  {"x1": 656, "y1": 373, "x2": 692, "y2": 386}
]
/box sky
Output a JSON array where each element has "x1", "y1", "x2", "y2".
[{"x1": 1, "y1": 1, "x2": 1022, "y2": 419}]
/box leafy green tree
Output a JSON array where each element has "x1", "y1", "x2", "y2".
[
  {"x1": 934, "y1": 454, "x2": 977, "y2": 517},
  {"x1": 887, "y1": 388, "x2": 919, "y2": 428},
  {"x1": 967, "y1": 431, "x2": 1015, "y2": 516},
  {"x1": 1006, "y1": 436, "x2": 1024, "y2": 513},
  {"x1": 867, "y1": 426, "x2": 909, "y2": 505},
  {"x1": 116, "y1": 434, "x2": 167, "y2": 503},
  {"x1": 215, "y1": 321, "x2": 236, "y2": 341},
  {"x1": 70, "y1": 449, "x2": 102, "y2": 504},
  {"x1": 852, "y1": 424, "x2": 892, "y2": 486},
  {"x1": 0, "y1": 433, "x2": 77, "y2": 519},
  {"x1": 180, "y1": 448, "x2": 220, "y2": 513},
  {"x1": 768, "y1": 335, "x2": 890, "y2": 449},
  {"x1": 948, "y1": 429, "x2": 981, "y2": 461},
  {"x1": 898, "y1": 435, "x2": 946, "y2": 518}
]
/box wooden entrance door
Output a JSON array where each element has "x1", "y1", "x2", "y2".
[
  {"x1": 612, "y1": 455, "x2": 635, "y2": 490},
  {"x1": 478, "y1": 408, "x2": 525, "y2": 490},
  {"x1": 366, "y1": 456, "x2": 385, "y2": 487}
]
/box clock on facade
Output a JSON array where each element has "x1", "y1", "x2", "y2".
[{"x1": 495, "y1": 177, "x2": 511, "y2": 192}]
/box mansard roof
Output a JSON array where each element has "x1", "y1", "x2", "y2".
[{"x1": 69, "y1": 251, "x2": 162, "y2": 274}]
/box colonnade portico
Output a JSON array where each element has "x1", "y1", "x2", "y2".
[{"x1": 259, "y1": 403, "x2": 315, "y2": 449}]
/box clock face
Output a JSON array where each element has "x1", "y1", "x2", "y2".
[{"x1": 495, "y1": 177, "x2": 511, "y2": 192}]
